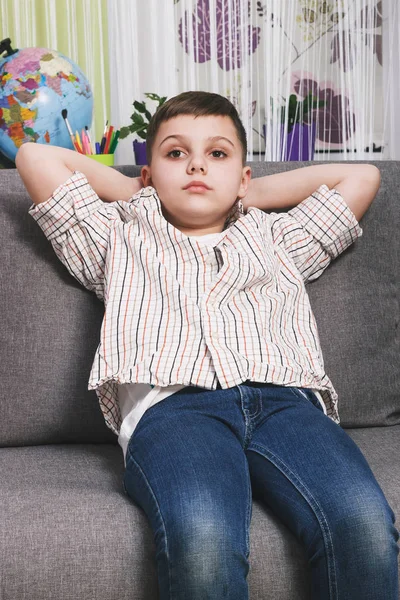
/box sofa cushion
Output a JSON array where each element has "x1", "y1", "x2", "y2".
[
  {"x1": 1, "y1": 169, "x2": 116, "y2": 446},
  {"x1": 0, "y1": 426, "x2": 398, "y2": 600}
]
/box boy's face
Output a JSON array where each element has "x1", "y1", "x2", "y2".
[{"x1": 141, "y1": 114, "x2": 251, "y2": 236}]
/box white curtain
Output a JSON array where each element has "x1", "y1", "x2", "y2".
[
  {"x1": 107, "y1": 0, "x2": 178, "y2": 165},
  {"x1": 108, "y1": 0, "x2": 398, "y2": 164},
  {"x1": 382, "y1": 0, "x2": 400, "y2": 159}
]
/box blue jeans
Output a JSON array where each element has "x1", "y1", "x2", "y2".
[{"x1": 123, "y1": 382, "x2": 399, "y2": 599}]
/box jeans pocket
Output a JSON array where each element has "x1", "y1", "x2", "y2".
[{"x1": 290, "y1": 387, "x2": 324, "y2": 412}]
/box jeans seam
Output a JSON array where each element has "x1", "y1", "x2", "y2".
[
  {"x1": 238, "y1": 386, "x2": 251, "y2": 448},
  {"x1": 125, "y1": 447, "x2": 172, "y2": 596},
  {"x1": 238, "y1": 386, "x2": 261, "y2": 449},
  {"x1": 249, "y1": 441, "x2": 338, "y2": 600}
]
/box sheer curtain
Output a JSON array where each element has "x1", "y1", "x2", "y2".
[
  {"x1": 108, "y1": 0, "x2": 398, "y2": 164},
  {"x1": 382, "y1": 0, "x2": 400, "y2": 158},
  {"x1": 107, "y1": 0, "x2": 178, "y2": 165}
]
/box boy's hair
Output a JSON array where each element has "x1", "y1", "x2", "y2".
[{"x1": 146, "y1": 91, "x2": 247, "y2": 165}]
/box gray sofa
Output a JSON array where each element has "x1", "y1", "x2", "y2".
[{"x1": 1, "y1": 161, "x2": 399, "y2": 599}]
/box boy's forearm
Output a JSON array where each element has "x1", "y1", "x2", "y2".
[
  {"x1": 16, "y1": 142, "x2": 142, "y2": 205},
  {"x1": 244, "y1": 163, "x2": 380, "y2": 220}
]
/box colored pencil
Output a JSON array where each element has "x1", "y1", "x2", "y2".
[
  {"x1": 103, "y1": 125, "x2": 114, "y2": 154},
  {"x1": 80, "y1": 129, "x2": 88, "y2": 154},
  {"x1": 99, "y1": 120, "x2": 108, "y2": 153},
  {"x1": 75, "y1": 131, "x2": 83, "y2": 153},
  {"x1": 85, "y1": 126, "x2": 94, "y2": 154},
  {"x1": 109, "y1": 130, "x2": 120, "y2": 154},
  {"x1": 83, "y1": 129, "x2": 92, "y2": 155}
]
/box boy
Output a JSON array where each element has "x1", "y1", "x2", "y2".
[{"x1": 16, "y1": 91, "x2": 398, "y2": 599}]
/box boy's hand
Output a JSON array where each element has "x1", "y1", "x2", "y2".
[
  {"x1": 243, "y1": 163, "x2": 381, "y2": 221},
  {"x1": 16, "y1": 142, "x2": 144, "y2": 205}
]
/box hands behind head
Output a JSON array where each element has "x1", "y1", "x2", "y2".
[{"x1": 131, "y1": 175, "x2": 145, "y2": 195}]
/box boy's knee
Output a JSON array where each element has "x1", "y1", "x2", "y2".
[
  {"x1": 169, "y1": 508, "x2": 234, "y2": 551},
  {"x1": 331, "y1": 491, "x2": 399, "y2": 562},
  {"x1": 166, "y1": 505, "x2": 248, "y2": 569},
  {"x1": 173, "y1": 521, "x2": 248, "y2": 595}
]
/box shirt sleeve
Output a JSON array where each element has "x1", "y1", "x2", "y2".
[
  {"x1": 28, "y1": 170, "x2": 115, "y2": 301},
  {"x1": 269, "y1": 184, "x2": 363, "y2": 282}
]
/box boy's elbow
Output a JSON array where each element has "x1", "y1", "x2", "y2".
[
  {"x1": 15, "y1": 141, "x2": 37, "y2": 167},
  {"x1": 365, "y1": 164, "x2": 381, "y2": 191},
  {"x1": 15, "y1": 142, "x2": 46, "y2": 178},
  {"x1": 335, "y1": 164, "x2": 381, "y2": 222},
  {"x1": 363, "y1": 164, "x2": 381, "y2": 209},
  {"x1": 15, "y1": 142, "x2": 41, "y2": 183},
  {"x1": 16, "y1": 142, "x2": 72, "y2": 205},
  {"x1": 353, "y1": 164, "x2": 381, "y2": 221}
]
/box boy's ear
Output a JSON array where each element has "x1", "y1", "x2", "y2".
[
  {"x1": 141, "y1": 165, "x2": 152, "y2": 187},
  {"x1": 237, "y1": 166, "x2": 252, "y2": 199}
]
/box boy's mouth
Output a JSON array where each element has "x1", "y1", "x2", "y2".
[{"x1": 183, "y1": 181, "x2": 211, "y2": 192}]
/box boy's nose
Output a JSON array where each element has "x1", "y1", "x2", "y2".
[{"x1": 187, "y1": 158, "x2": 207, "y2": 174}]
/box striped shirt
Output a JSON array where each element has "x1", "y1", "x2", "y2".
[{"x1": 29, "y1": 170, "x2": 362, "y2": 436}]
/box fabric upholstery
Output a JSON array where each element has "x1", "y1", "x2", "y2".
[
  {"x1": 0, "y1": 426, "x2": 398, "y2": 600},
  {"x1": 1, "y1": 162, "x2": 399, "y2": 599}
]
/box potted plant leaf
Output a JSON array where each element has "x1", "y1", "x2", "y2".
[
  {"x1": 279, "y1": 92, "x2": 325, "y2": 161},
  {"x1": 120, "y1": 93, "x2": 168, "y2": 164}
]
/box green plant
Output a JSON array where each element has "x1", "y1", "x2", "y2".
[
  {"x1": 280, "y1": 92, "x2": 325, "y2": 133},
  {"x1": 119, "y1": 93, "x2": 168, "y2": 141}
]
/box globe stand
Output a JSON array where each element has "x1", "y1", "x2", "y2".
[{"x1": 0, "y1": 39, "x2": 19, "y2": 58}]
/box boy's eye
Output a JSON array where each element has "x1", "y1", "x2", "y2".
[
  {"x1": 166, "y1": 149, "x2": 227, "y2": 159},
  {"x1": 167, "y1": 150, "x2": 184, "y2": 158}
]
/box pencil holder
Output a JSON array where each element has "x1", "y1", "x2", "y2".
[{"x1": 87, "y1": 154, "x2": 114, "y2": 166}]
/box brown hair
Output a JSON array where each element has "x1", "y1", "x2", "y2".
[{"x1": 146, "y1": 91, "x2": 247, "y2": 165}]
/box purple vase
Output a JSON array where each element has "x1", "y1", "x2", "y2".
[
  {"x1": 281, "y1": 123, "x2": 316, "y2": 161},
  {"x1": 133, "y1": 140, "x2": 147, "y2": 165}
]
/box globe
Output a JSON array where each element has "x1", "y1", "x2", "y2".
[{"x1": 0, "y1": 39, "x2": 93, "y2": 162}]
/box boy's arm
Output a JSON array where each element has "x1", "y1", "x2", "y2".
[
  {"x1": 15, "y1": 142, "x2": 143, "y2": 205},
  {"x1": 244, "y1": 163, "x2": 381, "y2": 221}
]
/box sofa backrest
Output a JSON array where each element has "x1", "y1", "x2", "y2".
[
  {"x1": 1, "y1": 162, "x2": 399, "y2": 447},
  {"x1": 251, "y1": 162, "x2": 400, "y2": 429}
]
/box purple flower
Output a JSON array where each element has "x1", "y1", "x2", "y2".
[
  {"x1": 330, "y1": 0, "x2": 382, "y2": 70},
  {"x1": 179, "y1": 0, "x2": 261, "y2": 71},
  {"x1": 330, "y1": 31, "x2": 356, "y2": 72},
  {"x1": 294, "y1": 76, "x2": 355, "y2": 144}
]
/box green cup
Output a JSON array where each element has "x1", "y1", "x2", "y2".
[{"x1": 87, "y1": 154, "x2": 114, "y2": 166}]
